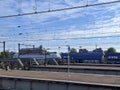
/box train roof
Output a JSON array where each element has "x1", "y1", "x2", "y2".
[
  {"x1": 61, "y1": 52, "x2": 103, "y2": 60},
  {"x1": 105, "y1": 52, "x2": 120, "y2": 55}
]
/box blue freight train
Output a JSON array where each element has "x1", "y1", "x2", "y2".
[
  {"x1": 61, "y1": 52, "x2": 120, "y2": 64},
  {"x1": 105, "y1": 53, "x2": 120, "y2": 64}
]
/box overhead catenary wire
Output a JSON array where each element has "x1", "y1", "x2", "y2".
[
  {"x1": 0, "y1": 22, "x2": 119, "y2": 34},
  {"x1": 42, "y1": 42, "x2": 120, "y2": 48},
  {"x1": 4, "y1": 34, "x2": 120, "y2": 42},
  {"x1": 1, "y1": 22, "x2": 120, "y2": 41},
  {"x1": 4, "y1": 41, "x2": 120, "y2": 51},
  {"x1": 0, "y1": 0, "x2": 120, "y2": 18},
  {"x1": 0, "y1": 2, "x2": 118, "y2": 29},
  {"x1": 0, "y1": 8, "x2": 111, "y2": 28},
  {"x1": 2, "y1": 31, "x2": 120, "y2": 42}
]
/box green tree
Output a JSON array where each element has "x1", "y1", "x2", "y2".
[
  {"x1": 70, "y1": 48, "x2": 77, "y2": 53},
  {"x1": 106, "y1": 47, "x2": 116, "y2": 53},
  {"x1": 0, "y1": 51, "x2": 11, "y2": 59}
]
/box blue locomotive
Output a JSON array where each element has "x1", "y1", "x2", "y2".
[{"x1": 60, "y1": 52, "x2": 120, "y2": 64}]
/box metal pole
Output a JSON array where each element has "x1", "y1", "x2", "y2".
[
  {"x1": 67, "y1": 52, "x2": 70, "y2": 74},
  {"x1": 3, "y1": 41, "x2": 5, "y2": 58},
  {"x1": 33, "y1": 45, "x2": 35, "y2": 48},
  {"x1": 44, "y1": 50, "x2": 47, "y2": 66},
  {"x1": 44, "y1": 48, "x2": 49, "y2": 66},
  {"x1": 58, "y1": 47, "x2": 61, "y2": 54},
  {"x1": 18, "y1": 43, "x2": 20, "y2": 58},
  {"x1": 66, "y1": 45, "x2": 70, "y2": 76}
]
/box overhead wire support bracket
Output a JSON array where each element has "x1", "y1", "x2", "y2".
[
  {"x1": 33, "y1": 0, "x2": 38, "y2": 13},
  {"x1": 0, "y1": 0, "x2": 120, "y2": 18}
]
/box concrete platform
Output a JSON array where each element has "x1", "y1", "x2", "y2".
[
  {"x1": 0, "y1": 70, "x2": 120, "y2": 90},
  {"x1": 0, "y1": 70, "x2": 120, "y2": 85}
]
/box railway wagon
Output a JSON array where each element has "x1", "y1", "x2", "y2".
[
  {"x1": 61, "y1": 52, "x2": 103, "y2": 63},
  {"x1": 105, "y1": 53, "x2": 120, "y2": 64},
  {"x1": 61, "y1": 52, "x2": 120, "y2": 64}
]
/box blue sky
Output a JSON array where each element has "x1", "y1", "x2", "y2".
[{"x1": 0, "y1": 0, "x2": 120, "y2": 53}]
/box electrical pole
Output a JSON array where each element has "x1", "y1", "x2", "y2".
[
  {"x1": 66, "y1": 45, "x2": 70, "y2": 76},
  {"x1": 3, "y1": 41, "x2": 5, "y2": 59},
  {"x1": 44, "y1": 50, "x2": 47, "y2": 66},
  {"x1": 18, "y1": 43, "x2": 20, "y2": 58},
  {"x1": 33, "y1": 45, "x2": 35, "y2": 48}
]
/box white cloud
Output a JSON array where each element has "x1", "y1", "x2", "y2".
[
  {"x1": 97, "y1": 0, "x2": 117, "y2": 3},
  {"x1": 0, "y1": 0, "x2": 120, "y2": 51}
]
